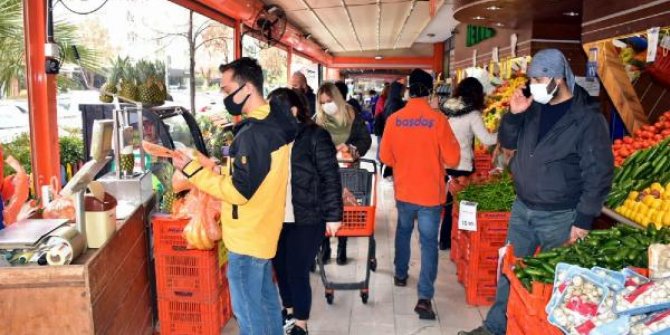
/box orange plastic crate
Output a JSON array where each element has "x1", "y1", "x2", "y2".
[
  {"x1": 474, "y1": 153, "x2": 493, "y2": 173},
  {"x1": 155, "y1": 249, "x2": 222, "y2": 302},
  {"x1": 158, "y1": 296, "x2": 223, "y2": 335},
  {"x1": 153, "y1": 214, "x2": 191, "y2": 253},
  {"x1": 335, "y1": 205, "x2": 376, "y2": 237}
]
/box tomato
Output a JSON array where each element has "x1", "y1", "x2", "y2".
[
  {"x1": 614, "y1": 139, "x2": 623, "y2": 145},
  {"x1": 649, "y1": 126, "x2": 658, "y2": 133},
  {"x1": 655, "y1": 134, "x2": 663, "y2": 141},
  {"x1": 623, "y1": 137, "x2": 634, "y2": 144},
  {"x1": 662, "y1": 129, "x2": 670, "y2": 136}
]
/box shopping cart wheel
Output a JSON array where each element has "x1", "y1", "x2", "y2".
[
  {"x1": 369, "y1": 258, "x2": 377, "y2": 272},
  {"x1": 360, "y1": 291, "x2": 369, "y2": 304},
  {"x1": 325, "y1": 292, "x2": 334, "y2": 305}
]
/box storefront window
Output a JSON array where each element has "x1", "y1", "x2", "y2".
[
  {"x1": 291, "y1": 54, "x2": 319, "y2": 92},
  {"x1": 243, "y1": 35, "x2": 288, "y2": 96}
]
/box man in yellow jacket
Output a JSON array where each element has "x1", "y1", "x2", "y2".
[{"x1": 173, "y1": 57, "x2": 297, "y2": 335}]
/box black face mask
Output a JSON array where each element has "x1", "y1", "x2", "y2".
[{"x1": 224, "y1": 84, "x2": 251, "y2": 116}]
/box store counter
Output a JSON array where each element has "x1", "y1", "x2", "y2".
[{"x1": 0, "y1": 202, "x2": 154, "y2": 335}]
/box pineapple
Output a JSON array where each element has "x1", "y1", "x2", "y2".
[
  {"x1": 99, "y1": 58, "x2": 122, "y2": 103},
  {"x1": 119, "y1": 145, "x2": 135, "y2": 175},
  {"x1": 162, "y1": 190, "x2": 175, "y2": 213},
  {"x1": 119, "y1": 57, "x2": 139, "y2": 102},
  {"x1": 153, "y1": 60, "x2": 167, "y2": 104},
  {"x1": 136, "y1": 60, "x2": 153, "y2": 105}
]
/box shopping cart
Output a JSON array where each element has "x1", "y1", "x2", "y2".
[{"x1": 317, "y1": 158, "x2": 378, "y2": 304}]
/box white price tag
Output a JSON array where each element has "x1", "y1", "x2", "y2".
[
  {"x1": 458, "y1": 200, "x2": 478, "y2": 231},
  {"x1": 647, "y1": 27, "x2": 660, "y2": 63}
]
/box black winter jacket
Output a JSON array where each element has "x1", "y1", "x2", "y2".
[
  {"x1": 374, "y1": 82, "x2": 406, "y2": 136},
  {"x1": 347, "y1": 112, "x2": 372, "y2": 157},
  {"x1": 499, "y1": 85, "x2": 614, "y2": 230},
  {"x1": 291, "y1": 123, "x2": 343, "y2": 225}
]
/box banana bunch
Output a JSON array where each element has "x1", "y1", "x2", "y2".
[{"x1": 183, "y1": 217, "x2": 215, "y2": 250}]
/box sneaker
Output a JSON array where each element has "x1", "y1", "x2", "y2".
[
  {"x1": 414, "y1": 299, "x2": 436, "y2": 320},
  {"x1": 282, "y1": 310, "x2": 296, "y2": 333},
  {"x1": 394, "y1": 276, "x2": 407, "y2": 287},
  {"x1": 290, "y1": 325, "x2": 308, "y2": 335},
  {"x1": 457, "y1": 326, "x2": 494, "y2": 335}
]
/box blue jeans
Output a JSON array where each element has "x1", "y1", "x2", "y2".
[
  {"x1": 484, "y1": 199, "x2": 575, "y2": 335},
  {"x1": 227, "y1": 252, "x2": 283, "y2": 335},
  {"x1": 395, "y1": 200, "x2": 443, "y2": 300}
]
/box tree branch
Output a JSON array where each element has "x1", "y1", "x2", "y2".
[{"x1": 195, "y1": 36, "x2": 233, "y2": 51}]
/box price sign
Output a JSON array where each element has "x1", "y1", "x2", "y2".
[{"x1": 458, "y1": 200, "x2": 478, "y2": 231}]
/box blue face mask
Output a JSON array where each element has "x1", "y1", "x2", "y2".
[{"x1": 224, "y1": 84, "x2": 250, "y2": 116}]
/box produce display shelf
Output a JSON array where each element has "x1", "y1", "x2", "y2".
[{"x1": 601, "y1": 206, "x2": 644, "y2": 230}]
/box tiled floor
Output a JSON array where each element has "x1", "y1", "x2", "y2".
[{"x1": 223, "y1": 144, "x2": 488, "y2": 334}]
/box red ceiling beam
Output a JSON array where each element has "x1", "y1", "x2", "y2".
[
  {"x1": 23, "y1": 0, "x2": 61, "y2": 193},
  {"x1": 329, "y1": 56, "x2": 434, "y2": 70},
  {"x1": 168, "y1": 0, "x2": 236, "y2": 26},
  {"x1": 190, "y1": 0, "x2": 332, "y2": 65}
]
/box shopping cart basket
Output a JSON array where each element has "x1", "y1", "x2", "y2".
[{"x1": 318, "y1": 158, "x2": 378, "y2": 304}]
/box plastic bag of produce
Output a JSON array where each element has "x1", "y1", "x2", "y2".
[
  {"x1": 182, "y1": 194, "x2": 219, "y2": 250},
  {"x1": 175, "y1": 189, "x2": 221, "y2": 242},
  {"x1": 2, "y1": 156, "x2": 29, "y2": 225},
  {"x1": 614, "y1": 279, "x2": 670, "y2": 315},
  {"x1": 622, "y1": 268, "x2": 651, "y2": 288},
  {"x1": 547, "y1": 263, "x2": 583, "y2": 311},
  {"x1": 572, "y1": 268, "x2": 627, "y2": 335},
  {"x1": 649, "y1": 244, "x2": 670, "y2": 279},
  {"x1": 42, "y1": 178, "x2": 76, "y2": 221},
  {"x1": 630, "y1": 309, "x2": 670, "y2": 335},
  {"x1": 343, "y1": 188, "x2": 359, "y2": 206},
  {"x1": 547, "y1": 270, "x2": 610, "y2": 334}
]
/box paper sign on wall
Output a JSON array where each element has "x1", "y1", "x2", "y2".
[
  {"x1": 493, "y1": 47, "x2": 499, "y2": 63},
  {"x1": 458, "y1": 201, "x2": 478, "y2": 231},
  {"x1": 472, "y1": 49, "x2": 478, "y2": 68},
  {"x1": 648, "y1": 27, "x2": 660, "y2": 63}
]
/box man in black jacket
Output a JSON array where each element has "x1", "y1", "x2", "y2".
[
  {"x1": 335, "y1": 81, "x2": 363, "y2": 115},
  {"x1": 460, "y1": 49, "x2": 614, "y2": 335},
  {"x1": 290, "y1": 72, "x2": 317, "y2": 117}
]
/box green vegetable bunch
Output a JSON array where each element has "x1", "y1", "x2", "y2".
[
  {"x1": 514, "y1": 224, "x2": 669, "y2": 291},
  {"x1": 457, "y1": 173, "x2": 516, "y2": 212}
]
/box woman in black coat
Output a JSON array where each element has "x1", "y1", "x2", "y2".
[
  {"x1": 269, "y1": 88, "x2": 343, "y2": 335},
  {"x1": 378, "y1": 81, "x2": 406, "y2": 178}
]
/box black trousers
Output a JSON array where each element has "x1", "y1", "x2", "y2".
[{"x1": 272, "y1": 223, "x2": 325, "y2": 320}]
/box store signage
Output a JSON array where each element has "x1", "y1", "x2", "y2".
[
  {"x1": 458, "y1": 201, "x2": 478, "y2": 231},
  {"x1": 466, "y1": 25, "x2": 496, "y2": 47}
]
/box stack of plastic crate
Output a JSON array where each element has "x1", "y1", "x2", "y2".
[{"x1": 152, "y1": 215, "x2": 232, "y2": 335}]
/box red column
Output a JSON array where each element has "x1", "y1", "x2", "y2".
[
  {"x1": 433, "y1": 43, "x2": 445, "y2": 75},
  {"x1": 234, "y1": 20, "x2": 242, "y2": 59},
  {"x1": 23, "y1": 0, "x2": 61, "y2": 193}
]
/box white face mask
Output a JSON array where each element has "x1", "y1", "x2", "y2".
[
  {"x1": 322, "y1": 102, "x2": 338, "y2": 116},
  {"x1": 530, "y1": 80, "x2": 559, "y2": 104}
]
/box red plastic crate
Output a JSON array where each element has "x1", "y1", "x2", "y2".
[
  {"x1": 474, "y1": 152, "x2": 493, "y2": 173},
  {"x1": 155, "y1": 249, "x2": 222, "y2": 302},
  {"x1": 220, "y1": 277, "x2": 233, "y2": 327},
  {"x1": 153, "y1": 214, "x2": 191, "y2": 253},
  {"x1": 158, "y1": 296, "x2": 223, "y2": 335}
]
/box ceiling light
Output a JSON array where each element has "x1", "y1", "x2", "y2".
[
  {"x1": 486, "y1": 6, "x2": 501, "y2": 10},
  {"x1": 563, "y1": 11, "x2": 580, "y2": 17},
  {"x1": 427, "y1": 33, "x2": 436, "y2": 38},
  {"x1": 304, "y1": 34, "x2": 312, "y2": 40},
  {"x1": 374, "y1": 55, "x2": 384, "y2": 60},
  {"x1": 473, "y1": 16, "x2": 487, "y2": 20},
  {"x1": 495, "y1": 22, "x2": 505, "y2": 27}
]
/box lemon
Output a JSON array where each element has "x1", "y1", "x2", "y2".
[
  {"x1": 639, "y1": 204, "x2": 649, "y2": 216},
  {"x1": 663, "y1": 201, "x2": 670, "y2": 211},
  {"x1": 643, "y1": 195, "x2": 656, "y2": 207},
  {"x1": 652, "y1": 199, "x2": 663, "y2": 210},
  {"x1": 663, "y1": 212, "x2": 670, "y2": 226},
  {"x1": 655, "y1": 212, "x2": 665, "y2": 226},
  {"x1": 652, "y1": 183, "x2": 664, "y2": 192},
  {"x1": 628, "y1": 191, "x2": 640, "y2": 200}
]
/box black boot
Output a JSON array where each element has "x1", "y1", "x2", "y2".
[
  {"x1": 321, "y1": 238, "x2": 331, "y2": 264},
  {"x1": 336, "y1": 237, "x2": 348, "y2": 265}
]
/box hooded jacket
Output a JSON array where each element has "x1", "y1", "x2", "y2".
[
  {"x1": 374, "y1": 82, "x2": 406, "y2": 136},
  {"x1": 183, "y1": 101, "x2": 297, "y2": 259},
  {"x1": 499, "y1": 85, "x2": 614, "y2": 230}
]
